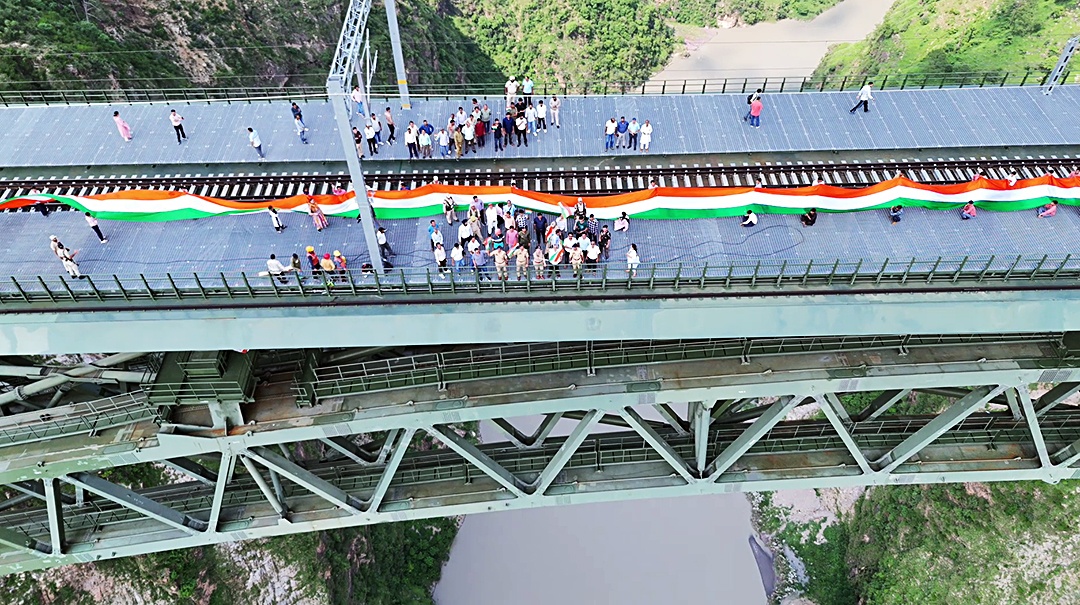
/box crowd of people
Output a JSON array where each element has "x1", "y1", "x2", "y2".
[{"x1": 349, "y1": 77, "x2": 659, "y2": 159}]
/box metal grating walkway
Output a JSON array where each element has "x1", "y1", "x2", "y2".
[{"x1": 1, "y1": 86, "x2": 1079, "y2": 168}]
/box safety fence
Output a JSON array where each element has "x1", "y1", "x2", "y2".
[
  {"x1": 1, "y1": 254, "x2": 1077, "y2": 307},
  {"x1": 0, "y1": 70, "x2": 1069, "y2": 106}
]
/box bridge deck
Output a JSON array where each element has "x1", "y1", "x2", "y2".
[
  {"x1": 1, "y1": 86, "x2": 1080, "y2": 168},
  {"x1": 4, "y1": 200, "x2": 1078, "y2": 281}
]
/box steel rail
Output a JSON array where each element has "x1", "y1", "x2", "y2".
[{"x1": 1, "y1": 156, "x2": 1077, "y2": 210}]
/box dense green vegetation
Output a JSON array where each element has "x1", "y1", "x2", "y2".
[
  {"x1": 774, "y1": 481, "x2": 1080, "y2": 604},
  {"x1": 816, "y1": 0, "x2": 1080, "y2": 77},
  {"x1": 655, "y1": 0, "x2": 842, "y2": 28}
]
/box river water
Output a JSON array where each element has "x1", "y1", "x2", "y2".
[
  {"x1": 434, "y1": 2, "x2": 895, "y2": 603},
  {"x1": 651, "y1": 0, "x2": 896, "y2": 82}
]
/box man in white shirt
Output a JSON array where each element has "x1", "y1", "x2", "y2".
[
  {"x1": 850, "y1": 82, "x2": 874, "y2": 114},
  {"x1": 266, "y1": 254, "x2": 290, "y2": 284},
  {"x1": 351, "y1": 86, "x2": 365, "y2": 115},
  {"x1": 604, "y1": 118, "x2": 617, "y2": 150},
  {"x1": 247, "y1": 127, "x2": 264, "y2": 159},
  {"x1": 741, "y1": 210, "x2": 758, "y2": 228},
  {"x1": 505, "y1": 77, "x2": 518, "y2": 105},
  {"x1": 457, "y1": 221, "x2": 472, "y2": 248},
  {"x1": 169, "y1": 110, "x2": 187, "y2": 144}
]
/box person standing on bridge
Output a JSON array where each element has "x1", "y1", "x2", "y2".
[
  {"x1": 370, "y1": 113, "x2": 384, "y2": 146},
  {"x1": 550, "y1": 96, "x2": 561, "y2": 129},
  {"x1": 604, "y1": 117, "x2": 617, "y2": 151},
  {"x1": 352, "y1": 127, "x2": 364, "y2": 157},
  {"x1": 748, "y1": 97, "x2": 763, "y2": 129},
  {"x1": 291, "y1": 102, "x2": 305, "y2": 127},
  {"x1": 169, "y1": 110, "x2": 187, "y2": 144},
  {"x1": 616, "y1": 117, "x2": 629, "y2": 148},
  {"x1": 267, "y1": 206, "x2": 285, "y2": 232},
  {"x1": 514, "y1": 114, "x2": 528, "y2": 147},
  {"x1": 536, "y1": 100, "x2": 548, "y2": 133},
  {"x1": 626, "y1": 243, "x2": 640, "y2": 278},
  {"x1": 351, "y1": 86, "x2": 364, "y2": 116},
  {"x1": 627, "y1": 118, "x2": 640, "y2": 150},
  {"x1": 112, "y1": 111, "x2": 133, "y2": 142},
  {"x1": 639, "y1": 120, "x2": 653, "y2": 153},
  {"x1": 307, "y1": 197, "x2": 328, "y2": 232},
  {"x1": 294, "y1": 115, "x2": 309, "y2": 144},
  {"x1": 744, "y1": 89, "x2": 763, "y2": 122},
  {"x1": 405, "y1": 122, "x2": 419, "y2": 160},
  {"x1": 850, "y1": 82, "x2": 874, "y2": 114},
  {"x1": 364, "y1": 123, "x2": 378, "y2": 156},
  {"x1": 377, "y1": 227, "x2": 393, "y2": 260},
  {"x1": 522, "y1": 76, "x2": 535, "y2": 105},
  {"x1": 247, "y1": 127, "x2": 264, "y2": 159},
  {"x1": 384, "y1": 107, "x2": 397, "y2": 145},
  {"x1": 84, "y1": 212, "x2": 108, "y2": 243}
]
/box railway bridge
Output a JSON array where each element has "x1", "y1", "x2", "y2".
[{"x1": 1, "y1": 0, "x2": 1080, "y2": 575}]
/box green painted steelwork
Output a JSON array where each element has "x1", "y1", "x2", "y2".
[{"x1": 0, "y1": 337, "x2": 1079, "y2": 573}]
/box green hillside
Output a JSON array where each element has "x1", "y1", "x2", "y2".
[{"x1": 815, "y1": 0, "x2": 1080, "y2": 77}]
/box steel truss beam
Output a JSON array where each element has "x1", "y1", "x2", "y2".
[{"x1": 5, "y1": 340, "x2": 1080, "y2": 573}]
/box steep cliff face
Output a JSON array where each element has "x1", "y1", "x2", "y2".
[{"x1": 0, "y1": 0, "x2": 675, "y2": 90}]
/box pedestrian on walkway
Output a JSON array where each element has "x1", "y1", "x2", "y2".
[
  {"x1": 247, "y1": 127, "x2": 265, "y2": 159},
  {"x1": 463, "y1": 119, "x2": 476, "y2": 154},
  {"x1": 525, "y1": 103, "x2": 537, "y2": 135},
  {"x1": 370, "y1": 113, "x2": 383, "y2": 145},
  {"x1": 267, "y1": 206, "x2": 286, "y2": 232},
  {"x1": 491, "y1": 117, "x2": 504, "y2": 152},
  {"x1": 627, "y1": 118, "x2": 640, "y2": 150},
  {"x1": 744, "y1": 89, "x2": 762, "y2": 122},
  {"x1": 598, "y1": 225, "x2": 611, "y2": 260},
  {"x1": 352, "y1": 127, "x2": 364, "y2": 157},
  {"x1": 58, "y1": 245, "x2": 83, "y2": 279},
  {"x1": 334, "y1": 250, "x2": 348, "y2": 278},
  {"x1": 306, "y1": 246, "x2": 321, "y2": 278},
  {"x1": 505, "y1": 76, "x2": 518, "y2": 106},
  {"x1": 351, "y1": 86, "x2": 365, "y2": 115},
  {"x1": 626, "y1": 244, "x2": 640, "y2": 278},
  {"x1": 84, "y1": 212, "x2": 107, "y2": 243},
  {"x1": 536, "y1": 101, "x2": 548, "y2": 133},
  {"x1": 475, "y1": 118, "x2": 486, "y2": 148},
  {"x1": 522, "y1": 76, "x2": 534, "y2": 105},
  {"x1": 639, "y1": 120, "x2": 653, "y2": 152},
  {"x1": 436, "y1": 128, "x2": 450, "y2": 157},
  {"x1": 515, "y1": 114, "x2": 528, "y2": 147},
  {"x1": 308, "y1": 198, "x2": 328, "y2": 232},
  {"x1": 169, "y1": 110, "x2": 187, "y2": 144},
  {"x1": 604, "y1": 117, "x2": 617, "y2": 150},
  {"x1": 291, "y1": 102, "x2": 305, "y2": 127},
  {"x1": 377, "y1": 227, "x2": 393, "y2": 260},
  {"x1": 405, "y1": 122, "x2": 419, "y2": 159},
  {"x1": 290, "y1": 253, "x2": 302, "y2": 274},
  {"x1": 294, "y1": 115, "x2": 309, "y2": 144},
  {"x1": 364, "y1": 123, "x2": 378, "y2": 156},
  {"x1": 502, "y1": 112, "x2": 514, "y2": 148},
  {"x1": 749, "y1": 98, "x2": 763, "y2": 128},
  {"x1": 850, "y1": 82, "x2": 874, "y2": 114},
  {"x1": 113, "y1": 111, "x2": 133, "y2": 142},
  {"x1": 616, "y1": 117, "x2": 629, "y2": 148},
  {"x1": 444, "y1": 196, "x2": 457, "y2": 224},
  {"x1": 384, "y1": 107, "x2": 397, "y2": 144},
  {"x1": 453, "y1": 126, "x2": 465, "y2": 159},
  {"x1": 550, "y1": 96, "x2": 561, "y2": 128},
  {"x1": 419, "y1": 127, "x2": 432, "y2": 159},
  {"x1": 267, "y1": 254, "x2": 290, "y2": 284}
]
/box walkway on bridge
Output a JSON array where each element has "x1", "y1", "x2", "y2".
[
  {"x1": 4, "y1": 197, "x2": 1078, "y2": 282},
  {"x1": 1, "y1": 86, "x2": 1080, "y2": 168}
]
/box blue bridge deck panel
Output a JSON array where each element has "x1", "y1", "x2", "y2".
[
  {"x1": 1, "y1": 86, "x2": 1080, "y2": 169},
  {"x1": 4, "y1": 201, "x2": 1079, "y2": 283}
]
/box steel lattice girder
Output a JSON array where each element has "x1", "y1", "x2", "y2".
[{"x1": 3, "y1": 339, "x2": 1080, "y2": 573}]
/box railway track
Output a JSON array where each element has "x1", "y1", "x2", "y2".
[{"x1": 2, "y1": 155, "x2": 1078, "y2": 210}]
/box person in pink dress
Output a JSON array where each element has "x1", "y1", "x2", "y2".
[
  {"x1": 308, "y1": 200, "x2": 329, "y2": 231},
  {"x1": 112, "y1": 111, "x2": 132, "y2": 141}
]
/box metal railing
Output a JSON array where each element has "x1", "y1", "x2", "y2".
[
  {"x1": 0, "y1": 85, "x2": 327, "y2": 107},
  {"x1": 0, "y1": 70, "x2": 1069, "y2": 106},
  {"x1": 0, "y1": 392, "x2": 158, "y2": 448},
  {"x1": 309, "y1": 334, "x2": 1058, "y2": 399},
  {"x1": 1, "y1": 254, "x2": 1078, "y2": 308}
]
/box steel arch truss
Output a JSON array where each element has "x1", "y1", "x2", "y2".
[{"x1": 4, "y1": 340, "x2": 1080, "y2": 573}]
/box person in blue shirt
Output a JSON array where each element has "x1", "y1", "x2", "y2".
[
  {"x1": 627, "y1": 118, "x2": 641, "y2": 150},
  {"x1": 616, "y1": 117, "x2": 629, "y2": 148},
  {"x1": 501, "y1": 112, "x2": 514, "y2": 149}
]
